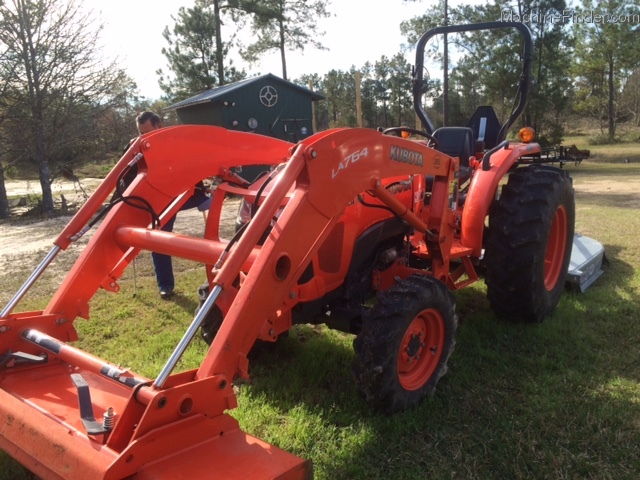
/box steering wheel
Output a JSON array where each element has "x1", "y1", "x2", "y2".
[{"x1": 382, "y1": 127, "x2": 439, "y2": 149}]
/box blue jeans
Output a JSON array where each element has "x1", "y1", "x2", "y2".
[{"x1": 151, "y1": 194, "x2": 211, "y2": 292}]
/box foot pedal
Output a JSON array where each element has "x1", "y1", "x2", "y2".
[{"x1": 70, "y1": 373, "x2": 109, "y2": 435}]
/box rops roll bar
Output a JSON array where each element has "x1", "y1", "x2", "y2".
[{"x1": 412, "y1": 21, "x2": 534, "y2": 142}]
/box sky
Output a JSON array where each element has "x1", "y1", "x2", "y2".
[{"x1": 82, "y1": 0, "x2": 451, "y2": 100}]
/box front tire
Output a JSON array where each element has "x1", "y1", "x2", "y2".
[
  {"x1": 484, "y1": 165, "x2": 575, "y2": 322},
  {"x1": 352, "y1": 275, "x2": 458, "y2": 413},
  {"x1": 196, "y1": 283, "x2": 223, "y2": 345}
]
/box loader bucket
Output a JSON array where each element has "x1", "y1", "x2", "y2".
[{"x1": 0, "y1": 354, "x2": 311, "y2": 480}]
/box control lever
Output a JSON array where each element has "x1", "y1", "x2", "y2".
[
  {"x1": 0, "y1": 350, "x2": 48, "y2": 367},
  {"x1": 70, "y1": 373, "x2": 111, "y2": 435}
]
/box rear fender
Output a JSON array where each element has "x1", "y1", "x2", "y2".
[{"x1": 461, "y1": 142, "x2": 541, "y2": 257}]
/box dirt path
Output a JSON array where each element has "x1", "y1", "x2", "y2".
[
  {"x1": 4, "y1": 177, "x2": 103, "y2": 203},
  {"x1": 0, "y1": 179, "x2": 239, "y2": 282},
  {"x1": 572, "y1": 173, "x2": 640, "y2": 198},
  {"x1": 1, "y1": 179, "x2": 101, "y2": 277}
]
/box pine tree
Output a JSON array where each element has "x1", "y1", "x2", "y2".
[
  {"x1": 573, "y1": 0, "x2": 640, "y2": 141},
  {"x1": 242, "y1": 0, "x2": 331, "y2": 80},
  {"x1": 157, "y1": 2, "x2": 247, "y2": 102}
]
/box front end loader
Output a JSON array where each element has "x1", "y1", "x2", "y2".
[{"x1": 0, "y1": 22, "x2": 576, "y2": 479}]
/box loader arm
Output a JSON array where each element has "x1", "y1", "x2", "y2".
[
  {"x1": 0, "y1": 126, "x2": 457, "y2": 480},
  {"x1": 44, "y1": 126, "x2": 291, "y2": 328}
]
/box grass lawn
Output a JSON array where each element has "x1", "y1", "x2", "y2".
[{"x1": 0, "y1": 157, "x2": 639, "y2": 479}]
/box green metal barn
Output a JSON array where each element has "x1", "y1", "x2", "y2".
[{"x1": 165, "y1": 73, "x2": 324, "y2": 143}]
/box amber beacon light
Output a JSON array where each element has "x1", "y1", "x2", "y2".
[{"x1": 518, "y1": 127, "x2": 536, "y2": 143}]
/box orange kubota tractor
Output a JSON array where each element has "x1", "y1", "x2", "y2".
[{"x1": 0, "y1": 22, "x2": 574, "y2": 479}]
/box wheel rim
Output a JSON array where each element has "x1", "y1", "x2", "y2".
[
  {"x1": 544, "y1": 205, "x2": 568, "y2": 291},
  {"x1": 397, "y1": 308, "x2": 445, "y2": 391}
]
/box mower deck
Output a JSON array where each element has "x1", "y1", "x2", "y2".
[{"x1": 567, "y1": 233, "x2": 605, "y2": 292}]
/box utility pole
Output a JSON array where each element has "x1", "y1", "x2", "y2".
[
  {"x1": 355, "y1": 71, "x2": 363, "y2": 127},
  {"x1": 309, "y1": 80, "x2": 318, "y2": 133}
]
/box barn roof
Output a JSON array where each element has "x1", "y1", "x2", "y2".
[{"x1": 165, "y1": 73, "x2": 324, "y2": 111}]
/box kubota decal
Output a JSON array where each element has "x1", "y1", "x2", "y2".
[
  {"x1": 390, "y1": 145, "x2": 423, "y2": 166},
  {"x1": 332, "y1": 148, "x2": 368, "y2": 179}
]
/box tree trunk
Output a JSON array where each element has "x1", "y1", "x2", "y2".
[
  {"x1": 383, "y1": 100, "x2": 388, "y2": 127},
  {"x1": 33, "y1": 119, "x2": 54, "y2": 216},
  {"x1": 443, "y1": 0, "x2": 448, "y2": 126},
  {"x1": 397, "y1": 84, "x2": 402, "y2": 125},
  {"x1": 213, "y1": 0, "x2": 225, "y2": 85},
  {"x1": 608, "y1": 58, "x2": 615, "y2": 141},
  {"x1": 279, "y1": 17, "x2": 287, "y2": 80},
  {"x1": 355, "y1": 72, "x2": 363, "y2": 128},
  {"x1": 0, "y1": 163, "x2": 9, "y2": 219},
  {"x1": 37, "y1": 156, "x2": 54, "y2": 217},
  {"x1": 532, "y1": 21, "x2": 545, "y2": 132}
]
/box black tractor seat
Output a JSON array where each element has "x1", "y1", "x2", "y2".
[
  {"x1": 423, "y1": 127, "x2": 477, "y2": 206},
  {"x1": 433, "y1": 126, "x2": 475, "y2": 184}
]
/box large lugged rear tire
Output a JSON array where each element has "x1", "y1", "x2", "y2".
[
  {"x1": 484, "y1": 165, "x2": 575, "y2": 323},
  {"x1": 352, "y1": 275, "x2": 458, "y2": 413}
]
